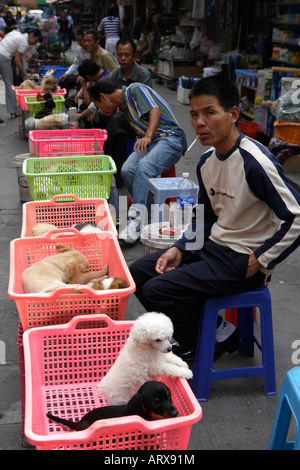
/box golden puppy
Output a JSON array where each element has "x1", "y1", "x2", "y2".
[
  {"x1": 41, "y1": 77, "x2": 58, "y2": 94},
  {"x1": 20, "y1": 79, "x2": 36, "y2": 90},
  {"x1": 32, "y1": 223, "x2": 58, "y2": 236},
  {"x1": 21, "y1": 245, "x2": 108, "y2": 293}
]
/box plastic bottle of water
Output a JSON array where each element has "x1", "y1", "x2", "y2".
[
  {"x1": 173, "y1": 172, "x2": 196, "y2": 229},
  {"x1": 68, "y1": 107, "x2": 78, "y2": 129}
]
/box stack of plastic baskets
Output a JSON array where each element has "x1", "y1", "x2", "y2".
[
  {"x1": 13, "y1": 195, "x2": 123, "y2": 446},
  {"x1": 23, "y1": 129, "x2": 115, "y2": 201},
  {"x1": 22, "y1": 314, "x2": 202, "y2": 450}
]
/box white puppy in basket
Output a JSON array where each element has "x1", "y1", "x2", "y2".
[{"x1": 98, "y1": 312, "x2": 193, "y2": 405}]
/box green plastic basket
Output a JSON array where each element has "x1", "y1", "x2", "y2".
[
  {"x1": 25, "y1": 95, "x2": 65, "y2": 117},
  {"x1": 23, "y1": 155, "x2": 116, "y2": 200}
]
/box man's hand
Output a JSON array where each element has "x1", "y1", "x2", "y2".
[
  {"x1": 155, "y1": 246, "x2": 183, "y2": 274},
  {"x1": 134, "y1": 136, "x2": 152, "y2": 154},
  {"x1": 59, "y1": 74, "x2": 67, "y2": 82},
  {"x1": 246, "y1": 253, "x2": 261, "y2": 279}
]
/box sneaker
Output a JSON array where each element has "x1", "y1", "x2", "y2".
[{"x1": 118, "y1": 218, "x2": 140, "y2": 244}]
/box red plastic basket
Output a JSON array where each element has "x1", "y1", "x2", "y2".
[
  {"x1": 28, "y1": 129, "x2": 107, "y2": 156},
  {"x1": 8, "y1": 230, "x2": 135, "y2": 330},
  {"x1": 23, "y1": 314, "x2": 202, "y2": 450},
  {"x1": 20, "y1": 194, "x2": 117, "y2": 238}
]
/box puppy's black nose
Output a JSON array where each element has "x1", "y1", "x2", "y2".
[{"x1": 168, "y1": 407, "x2": 178, "y2": 417}]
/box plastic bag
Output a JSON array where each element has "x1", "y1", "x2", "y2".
[{"x1": 270, "y1": 89, "x2": 300, "y2": 123}]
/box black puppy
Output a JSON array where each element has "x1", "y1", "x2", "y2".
[
  {"x1": 47, "y1": 381, "x2": 178, "y2": 431},
  {"x1": 35, "y1": 93, "x2": 55, "y2": 119}
]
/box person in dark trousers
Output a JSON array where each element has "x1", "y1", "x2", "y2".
[{"x1": 129, "y1": 75, "x2": 300, "y2": 362}]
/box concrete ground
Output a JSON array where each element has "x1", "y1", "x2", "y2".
[{"x1": 0, "y1": 46, "x2": 300, "y2": 452}]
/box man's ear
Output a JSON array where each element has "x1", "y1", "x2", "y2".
[{"x1": 230, "y1": 106, "x2": 240, "y2": 124}]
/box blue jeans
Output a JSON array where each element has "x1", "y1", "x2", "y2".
[{"x1": 121, "y1": 135, "x2": 184, "y2": 220}]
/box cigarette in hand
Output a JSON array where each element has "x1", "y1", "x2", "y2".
[{"x1": 186, "y1": 135, "x2": 200, "y2": 152}]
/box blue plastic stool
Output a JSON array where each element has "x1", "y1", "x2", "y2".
[
  {"x1": 268, "y1": 367, "x2": 300, "y2": 450},
  {"x1": 191, "y1": 286, "x2": 277, "y2": 401},
  {"x1": 146, "y1": 177, "x2": 198, "y2": 223}
]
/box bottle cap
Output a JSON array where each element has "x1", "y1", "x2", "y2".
[{"x1": 182, "y1": 172, "x2": 189, "y2": 178}]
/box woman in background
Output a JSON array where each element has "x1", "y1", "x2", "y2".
[{"x1": 98, "y1": 4, "x2": 120, "y2": 61}]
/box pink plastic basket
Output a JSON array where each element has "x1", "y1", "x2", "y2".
[
  {"x1": 23, "y1": 314, "x2": 202, "y2": 450},
  {"x1": 8, "y1": 230, "x2": 135, "y2": 330},
  {"x1": 28, "y1": 129, "x2": 107, "y2": 156},
  {"x1": 20, "y1": 194, "x2": 117, "y2": 238}
]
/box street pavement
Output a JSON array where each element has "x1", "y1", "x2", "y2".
[{"x1": 0, "y1": 47, "x2": 300, "y2": 452}]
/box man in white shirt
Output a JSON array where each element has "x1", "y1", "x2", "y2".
[{"x1": 0, "y1": 28, "x2": 41, "y2": 117}]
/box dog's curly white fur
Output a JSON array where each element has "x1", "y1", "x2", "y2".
[{"x1": 97, "y1": 312, "x2": 193, "y2": 405}]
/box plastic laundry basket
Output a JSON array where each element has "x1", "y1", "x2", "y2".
[
  {"x1": 23, "y1": 314, "x2": 202, "y2": 450},
  {"x1": 8, "y1": 230, "x2": 135, "y2": 330},
  {"x1": 25, "y1": 95, "x2": 65, "y2": 117},
  {"x1": 20, "y1": 194, "x2": 117, "y2": 237},
  {"x1": 28, "y1": 129, "x2": 107, "y2": 156},
  {"x1": 23, "y1": 155, "x2": 116, "y2": 200}
]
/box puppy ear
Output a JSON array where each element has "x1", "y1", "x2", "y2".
[
  {"x1": 66, "y1": 262, "x2": 81, "y2": 283},
  {"x1": 56, "y1": 245, "x2": 72, "y2": 253},
  {"x1": 125, "y1": 392, "x2": 147, "y2": 418}
]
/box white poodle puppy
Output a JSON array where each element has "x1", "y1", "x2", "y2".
[{"x1": 98, "y1": 312, "x2": 193, "y2": 405}]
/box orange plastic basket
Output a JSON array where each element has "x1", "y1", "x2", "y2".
[
  {"x1": 20, "y1": 194, "x2": 117, "y2": 238},
  {"x1": 274, "y1": 121, "x2": 300, "y2": 145},
  {"x1": 23, "y1": 314, "x2": 202, "y2": 450},
  {"x1": 28, "y1": 129, "x2": 107, "y2": 156},
  {"x1": 8, "y1": 230, "x2": 135, "y2": 330}
]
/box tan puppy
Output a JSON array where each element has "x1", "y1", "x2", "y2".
[
  {"x1": 41, "y1": 77, "x2": 58, "y2": 94},
  {"x1": 32, "y1": 223, "x2": 58, "y2": 236},
  {"x1": 21, "y1": 245, "x2": 108, "y2": 293},
  {"x1": 20, "y1": 79, "x2": 36, "y2": 90}
]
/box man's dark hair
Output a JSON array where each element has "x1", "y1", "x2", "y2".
[
  {"x1": 108, "y1": 3, "x2": 118, "y2": 17},
  {"x1": 78, "y1": 59, "x2": 100, "y2": 78},
  {"x1": 76, "y1": 28, "x2": 84, "y2": 37},
  {"x1": 83, "y1": 29, "x2": 98, "y2": 41},
  {"x1": 88, "y1": 81, "x2": 116, "y2": 100},
  {"x1": 188, "y1": 75, "x2": 240, "y2": 111},
  {"x1": 25, "y1": 28, "x2": 42, "y2": 40},
  {"x1": 116, "y1": 38, "x2": 136, "y2": 54}
]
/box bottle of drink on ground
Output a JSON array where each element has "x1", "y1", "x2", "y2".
[
  {"x1": 68, "y1": 107, "x2": 78, "y2": 129},
  {"x1": 174, "y1": 172, "x2": 196, "y2": 229}
]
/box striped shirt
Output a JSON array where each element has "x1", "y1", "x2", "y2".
[
  {"x1": 175, "y1": 134, "x2": 300, "y2": 273},
  {"x1": 122, "y1": 83, "x2": 187, "y2": 148},
  {"x1": 98, "y1": 16, "x2": 120, "y2": 38}
]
